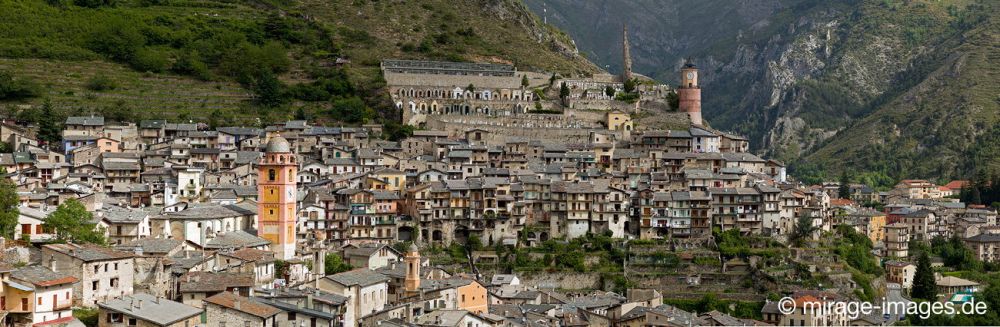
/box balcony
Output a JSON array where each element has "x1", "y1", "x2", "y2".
[{"x1": 54, "y1": 299, "x2": 72, "y2": 310}]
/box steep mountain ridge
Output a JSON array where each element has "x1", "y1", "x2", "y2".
[{"x1": 528, "y1": 0, "x2": 998, "y2": 182}]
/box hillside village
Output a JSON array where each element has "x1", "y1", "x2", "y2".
[{"x1": 0, "y1": 50, "x2": 993, "y2": 327}]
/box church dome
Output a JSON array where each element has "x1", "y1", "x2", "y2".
[
  {"x1": 407, "y1": 243, "x2": 419, "y2": 253},
  {"x1": 265, "y1": 135, "x2": 291, "y2": 153}
]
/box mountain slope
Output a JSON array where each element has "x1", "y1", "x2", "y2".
[
  {"x1": 528, "y1": 0, "x2": 999, "y2": 182},
  {"x1": 0, "y1": 0, "x2": 597, "y2": 124}
]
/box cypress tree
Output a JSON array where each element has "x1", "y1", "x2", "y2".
[
  {"x1": 911, "y1": 251, "x2": 937, "y2": 301},
  {"x1": 838, "y1": 171, "x2": 851, "y2": 199}
]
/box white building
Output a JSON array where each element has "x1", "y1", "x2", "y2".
[{"x1": 318, "y1": 269, "x2": 390, "y2": 327}]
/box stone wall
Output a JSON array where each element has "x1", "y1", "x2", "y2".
[
  {"x1": 424, "y1": 114, "x2": 620, "y2": 144},
  {"x1": 516, "y1": 271, "x2": 602, "y2": 290}
]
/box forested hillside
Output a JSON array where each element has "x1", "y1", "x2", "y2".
[{"x1": 0, "y1": 0, "x2": 596, "y2": 137}]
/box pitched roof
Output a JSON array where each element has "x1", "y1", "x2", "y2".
[
  {"x1": 221, "y1": 248, "x2": 275, "y2": 264},
  {"x1": 179, "y1": 271, "x2": 255, "y2": 293},
  {"x1": 43, "y1": 243, "x2": 134, "y2": 262},
  {"x1": 10, "y1": 265, "x2": 78, "y2": 287},
  {"x1": 205, "y1": 230, "x2": 270, "y2": 249},
  {"x1": 98, "y1": 293, "x2": 203, "y2": 325},
  {"x1": 204, "y1": 292, "x2": 281, "y2": 319},
  {"x1": 116, "y1": 238, "x2": 183, "y2": 255},
  {"x1": 325, "y1": 269, "x2": 390, "y2": 287},
  {"x1": 65, "y1": 116, "x2": 104, "y2": 126}
]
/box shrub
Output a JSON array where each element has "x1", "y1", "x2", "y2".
[
  {"x1": 172, "y1": 50, "x2": 212, "y2": 80},
  {"x1": 0, "y1": 71, "x2": 41, "y2": 100},
  {"x1": 85, "y1": 75, "x2": 116, "y2": 91},
  {"x1": 130, "y1": 48, "x2": 168, "y2": 73}
]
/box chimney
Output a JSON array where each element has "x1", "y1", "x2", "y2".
[
  {"x1": 234, "y1": 300, "x2": 241, "y2": 311},
  {"x1": 136, "y1": 300, "x2": 143, "y2": 309}
]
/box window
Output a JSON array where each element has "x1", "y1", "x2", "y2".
[
  {"x1": 108, "y1": 313, "x2": 124, "y2": 323},
  {"x1": 128, "y1": 318, "x2": 137, "y2": 326},
  {"x1": 92, "y1": 281, "x2": 99, "y2": 291},
  {"x1": 37, "y1": 297, "x2": 42, "y2": 305},
  {"x1": 268, "y1": 169, "x2": 276, "y2": 181},
  {"x1": 288, "y1": 312, "x2": 296, "y2": 320}
]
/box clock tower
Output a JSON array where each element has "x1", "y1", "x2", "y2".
[
  {"x1": 677, "y1": 59, "x2": 703, "y2": 126},
  {"x1": 258, "y1": 134, "x2": 297, "y2": 260}
]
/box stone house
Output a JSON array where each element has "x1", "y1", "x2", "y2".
[
  {"x1": 343, "y1": 243, "x2": 401, "y2": 270},
  {"x1": 216, "y1": 248, "x2": 276, "y2": 288},
  {"x1": 98, "y1": 205, "x2": 151, "y2": 245},
  {"x1": 203, "y1": 292, "x2": 282, "y2": 327},
  {"x1": 41, "y1": 243, "x2": 135, "y2": 307},
  {"x1": 115, "y1": 238, "x2": 183, "y2": 299}
]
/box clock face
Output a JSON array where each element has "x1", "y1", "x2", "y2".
[
  {"x1": 286, "y1": 186, "x2": 294, "y2": 199},
  {"x1": 686, "y1": 72, "x2": 694, "y2": 80}
]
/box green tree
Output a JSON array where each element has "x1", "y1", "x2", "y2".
[
  {"x1": 548, "y1": 73, "x2": 556, "y2": 87},
  {"x1": 330, "y1": 96, "x2": 375, "y2": 124},
  {"x1": 37, "y1": 100, "x2": 63, "y2": 145},
  {"x1": 86, "y1": 75, "x2": 116, "y2": 91},
  {"x1": 665, "y1": 90, "x2": 679, "y2": 109},
  {"x1": 249, "y1": 70, "x2": 286, "y2": 107},
  {"x1": 87, "y1": 18, "x2": 144, "y2": 63},
  {"x1": 790, "y1": 214, "x2": 817, "y2": 247},
  {"x1": 44, "y1": 199, "x2": 106, "y2": 245},
  {"x1": 911, "y1": 251, "x2": 936, "y2": 300},
  {"x1": 0, "y1": 70, "x2": 40, "y2": 101},
  {"x1": 559, "y1": 82, "x2": 569, "y2": 99},
  {"x1": 0, "y1": 167, "x2": 17, "y2": 239},
  {"x1": 521, "y1": 75, "x2": 529, "y2": 88},
  {"x1": 623, "y1": 78, "x2": 636, "y2": 93},
  {"x1": 838, "y1": 171, "x2": 851, "y2": 199},
  {"x1": 605, "y1": 85, "x2": 616, "y2": 98},
  {"x1": 324, "y1": 253, "x2": 352, "y2": 275}
]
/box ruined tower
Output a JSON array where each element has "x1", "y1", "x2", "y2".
[
  {"x1": 257, "y1": 135, "x2": 297, "y2": 260},
  {"x1": 678, "y1": 59, "x2": 703, "y2": 126},
  {"x1": 404, "y1": 243, "x2": 421, "y2": 294},
  {"x1": 622, "y1": 23, "x2": 633, "y2": 82}
]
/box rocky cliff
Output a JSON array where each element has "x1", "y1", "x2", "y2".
[{"x1": 528, "y1": 0, "x2": 999, "y2": 181}]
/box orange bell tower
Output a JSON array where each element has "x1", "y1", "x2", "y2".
[
  {"x1": 678, "y1": 59, "x2": 703, "y2": 126},
  {"x1": 258, "y1": 135, "x2": 297, "y2": 260}
]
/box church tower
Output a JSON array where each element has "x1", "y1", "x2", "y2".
[
  {"x1": 621, "y1": 23, "x2": 633, "y2": 82},
  {"x1": 257, "y1": 135, "x2": 297, "y2": 260},
  {"x1": 677, "y1": 59, "x2": 703, "y2": 126},
  {"x1": 404, "y1": 243, "x2": 421, "y2": 294}
]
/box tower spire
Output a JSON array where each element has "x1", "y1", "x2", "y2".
[{"x1": 622, "y1": 23, "x2": 633, "y2": 82}]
